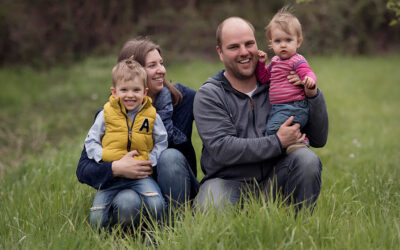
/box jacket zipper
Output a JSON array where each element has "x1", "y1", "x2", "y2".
[{"x1": 249, "y1": 95, "x2": 264, "y2": 180}]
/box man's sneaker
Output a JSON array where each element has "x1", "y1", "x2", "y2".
[{"x1": 286, "y1": 143, "x2": 308, "y2": 155}]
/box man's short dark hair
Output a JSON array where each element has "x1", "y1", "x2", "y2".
[{"x1": 216, "y1": 17, "x2": 255, "y2": 49}]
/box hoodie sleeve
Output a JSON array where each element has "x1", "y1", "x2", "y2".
[
  {"x1": 193, "y1": 83, "x2": 282, "y2": 166},
  {"x1": 304, "y1": 89, "x2": 329, "y2": 147}
]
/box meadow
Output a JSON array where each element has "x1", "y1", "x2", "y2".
[{"x1": 0, "y1": 55, "x2": 399, "y2": 249}]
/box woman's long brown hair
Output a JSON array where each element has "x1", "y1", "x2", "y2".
[{"x1": 118, "y1": 38, "x2": 183, "y2": 106}]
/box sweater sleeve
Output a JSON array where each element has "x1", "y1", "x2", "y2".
[
  {"x1": 294, "y1": 60, "x2": 317, "y2": 83},
  {"x1": 76, "y1": 109, "x2": 114, "y2": 190},
  {"x1": 256, "y1": 61, "x2": 271, "y2": 84}
]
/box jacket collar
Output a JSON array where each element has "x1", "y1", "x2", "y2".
[{"x1": 208, "y1": 69, "x2": 268, "y2": 97}]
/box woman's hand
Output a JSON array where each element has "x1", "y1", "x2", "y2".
[{"x1": 111, "y1": 150, "x2": 153, "y2": 179}]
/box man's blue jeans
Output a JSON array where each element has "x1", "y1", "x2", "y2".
[
  {"x1": 89, "y1": 177, "x2": 166, "y2": 228},
  {"x1": 157, "y1": 148, "x2": 200, "y2": 207},
  {"x1": 194, "y1": 148, "x2": 322, "y2": 211}
]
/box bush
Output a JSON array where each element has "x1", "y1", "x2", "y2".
[{"x1": 0, "y1": 0, "x2": 399, "y2": 66}]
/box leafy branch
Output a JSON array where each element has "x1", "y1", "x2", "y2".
[{"x1": 387, "y1": 0, "x2": 400, "y2": 25}]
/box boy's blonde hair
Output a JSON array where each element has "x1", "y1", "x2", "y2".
[
  {"x1": 111, "y1": 56, "x2": 147, "y2": 88},
  {"x1": 265, "y1": 6, "x2": 303, "y2": 41}
]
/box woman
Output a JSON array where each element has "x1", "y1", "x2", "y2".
[{"x1": 77, "y1": 38, "x2": 199, "y2": 228}]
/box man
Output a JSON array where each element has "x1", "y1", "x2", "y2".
[{"x1": 193, "y1": 17, "x2": 328, "y2": 210}]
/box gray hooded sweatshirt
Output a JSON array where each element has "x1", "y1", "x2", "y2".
[{"x1": 193, "y1": 70, "x2": 328, "y2": 183}]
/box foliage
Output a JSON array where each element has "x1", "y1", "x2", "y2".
[
  {"x1": 293, "y1": 0, "x2": 400, "y2": 54},
  {"x1": 1, "y1": 56, "x2": 400, "y2": 249},
  {"x1": 387, "y1": 0, "x2": 400, "y2": 25},
  {"x1": 0, "y1": 0, "x2": 399, "y2": 66}
]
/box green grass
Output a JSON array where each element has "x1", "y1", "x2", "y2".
[{"x1": 1, "y1": 55, "x2": 400, "y2": 249}]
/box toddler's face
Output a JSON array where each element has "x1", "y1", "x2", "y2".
[
  {"x1": 111, "y1": 79, "x2": 148, "y2": 111},
  {"x1": 269, "y1": 25, "x2": 301, "y2": 59}
]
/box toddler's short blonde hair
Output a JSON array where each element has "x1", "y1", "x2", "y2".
[
  {"x1": 111, "y1": 56, "x2": 147, "y2": 88},
  {"x1": 265, "y1": 6, "x2": 303, "y2": 41}
]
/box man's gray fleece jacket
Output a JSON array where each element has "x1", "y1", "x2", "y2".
[{"x1": 193, "y1": 70, "x2": 329, "y2": 183}]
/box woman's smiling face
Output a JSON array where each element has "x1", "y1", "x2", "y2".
[{"x1": 144, "y1": 49, "x2": 166, "y2": 97}]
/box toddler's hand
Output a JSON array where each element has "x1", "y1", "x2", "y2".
[
  {"x1": 302, "y1": 76, "x2": 316, "y2": 89},
  {"x1": 258, "y1": 50, "x2": 268, "y2": 63}
]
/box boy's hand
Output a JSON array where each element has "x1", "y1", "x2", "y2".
[
  {"x1": 302, "y1": 76, "x2": 316, "y2": 89},
  {"x1": 258, "y1": 50, "x2": 268, "y2": 63}
]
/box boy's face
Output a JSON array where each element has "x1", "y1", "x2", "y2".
[
  {"x1": 111, "y1": 79, "x2": 148, "y2": 111},
  {"x1": 269, "y1": 25, "x2": 302, "y2": 59}
]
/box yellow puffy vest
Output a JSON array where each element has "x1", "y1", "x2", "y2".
[{"x1": 101, "y1": 95, "x2": 156, "y2": 162}]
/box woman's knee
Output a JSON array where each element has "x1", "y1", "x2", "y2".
[
  {"x1": 159, "y1": 149, "x2": 185, "y2": 165},
  {"x1": 158, "y1": 148, "x2": 187, "y2": 175}
]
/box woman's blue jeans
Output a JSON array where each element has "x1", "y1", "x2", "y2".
[
  {"x1": 89, "y1": 177, "x2": 166, "y2": 229},
  {"x1": 157, "y1": 148, "x2": 199, "y2": 207}
]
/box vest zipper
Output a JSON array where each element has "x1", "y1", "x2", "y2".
[{"x1": 118, "y1": 102, "x2": 134, "y2": 152}]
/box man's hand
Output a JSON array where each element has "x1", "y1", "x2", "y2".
[
  {"x1": 276, "y1": 116, "x2": 305, "y2": 148},
  {"x1": 302, "y1": 76, "x2": 316, "y2": 89},
  {"x1": 111, "y1": 150, "x2": 153, "y2": 179},
  {"x1": 258, "y1": 50, "x2": 268, "y2": 64},
  {"x1": 304, "y1": 83, "x2": 317, "y2": 97},
  {"x1": 287, "y1": 71, "x2": 302, "y2": 85},
  {"x1": 288, "y1": 71, "x2": 317, "y2": 97}
]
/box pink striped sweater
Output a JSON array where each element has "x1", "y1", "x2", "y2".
[{"x1": 256, "y1": 53, "x2": 316, "y2": 104}]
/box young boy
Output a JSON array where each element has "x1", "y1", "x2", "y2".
[
  {"x1": 84, "y1": 57, "x2": 167, "y2": 228},
  {"x1": 256, "y1": 6, "x2": 317, "y2": 154}
]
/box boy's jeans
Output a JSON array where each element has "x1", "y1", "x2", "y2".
[
  {"x1": 89, "y1": 177, "x2": 166, "y2": 228},
  {"x1": 266, "y1": 99, "x2": 309, "y2": 135}
]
